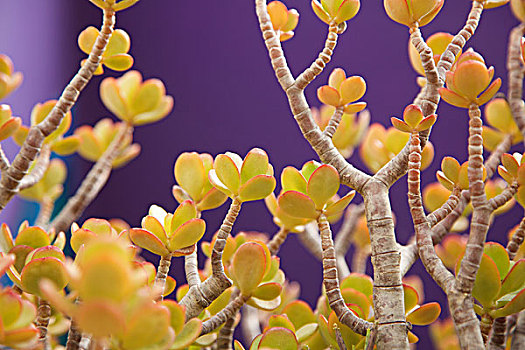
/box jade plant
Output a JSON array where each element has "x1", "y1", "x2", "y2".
[{"x1": 1, "y1": 0, "x2": 525, "y2": 349}]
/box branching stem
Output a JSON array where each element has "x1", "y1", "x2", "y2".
[{"x1": 0, "y1": 9, "x2": 115, "y2": 211}]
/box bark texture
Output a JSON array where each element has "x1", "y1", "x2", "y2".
[{"x1": 0, "y1": 9, "x2": 115, "y2": 210}]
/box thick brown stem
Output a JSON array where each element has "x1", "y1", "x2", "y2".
[
  {"x1": 488, "y1": 317, "x2": 507, "y2": 350},
  {"x1": 0, "y1": 9, "x2": 115, "y2": 211},
  {"x1": 489, "y1": 182, "x2": 518, "y2": 211},
  {"x1": 481, "y1": 314, "x2": 494, "y2": 345},
  {"x1": 65, "y1": 319, "x2": 82, "y2": 350},
  {"x1": 427, "y1": 187, "x2": 461, "y2": 227},
  {"x1": 323, "y1": 106, "x2": 345, "y2": 140},
  {"x1": 36, "y1": 298, "x2": 51, "y2": 350},
  {"x1": 408, "y1": 133, "x2": 455, "y2": 293},
  {"x1": 318, "y1": 214, "x2": 372, "y2": 336},
  {"x1": 18, "y1": 145, "x2": 51, "y2": 191},
  {"x1": 334, "y1": 325, "x2": 347, "y2": 350},
  {"x1": 507, "y1": 217, "x2": 525, "y2": 261},
  {"x1": 295, "y1": 23, "x2": 339, "y2": 90},
  {"x1": 378, "y1": 1, "x2": 484, "y2": 187},
  {"x1": 216, "y1": 289, "x2": 240, "y2": 350},
  {"x1": 335, "y1": 203, "x2": 365, "y2": 278},
  {"x1": 49, "y1": 123, "x2": 132, "y2": 233},
  {"x1": 451, "y1": 105, "x2": 487, "y2": 349},
  {"x1": 201, "y1": 292, "x2": 248, "y2": 335},
  {"x1": 155, "y1": 254, "x2": 172, "y2": 301},
  {"x1": 180, "y1": 199, "x2": 241, "y2": 319},
  {"x1": 511, "y1": 311, "x2": 525, "y2": 350},
  {"x1": 267, "y1": 227, "x2": 289, "y2": 256},
  {"x1": 507, "y1": 24, "x2": 525, "y2": 140},
  {"x1": 185, "y1": 251, "x2": 200, "y2": 288}
]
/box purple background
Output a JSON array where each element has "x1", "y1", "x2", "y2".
[{"x1": 2, "y1": 0, "x2": 523, "y2": 348}]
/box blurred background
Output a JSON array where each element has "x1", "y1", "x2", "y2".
[{"x1": 0, "y1": 0, "x2": 522, "y2": 348}]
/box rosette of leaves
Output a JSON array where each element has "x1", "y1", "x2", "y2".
[
  {"x1": 277, "y1": 161, "x2": 355, "y2": 221},
  {"x1": 208, "y1": 148, "x2": 276, "y2": 202},
  {"x1": 408, "y1": 32, "x2": 460, "y2": 86},
  {"x1": 437, "y1": 156, "x2": 487, "y2": 191},
  {"x1": 439, "y1": 49, "x2": 501, "y2": 108},
  {"x1": 78, "y1": 26, "x2": 133, "y2": 75},
  {"x1": 360, "y1": 123, "x2": 435, "y2": 172},
  {"x1": 100, "y1": 70, "x2": 174, "y2": 126},
  {"x1": 499, "y1": 152, "x2": 525, "y2": 207},
  {"x1": 0, "y1": 105, "x2": 21, "y2": 142},
  {"x1": 483, "y1": 98, "x2": 523, "y2": 151},
  {"x1": 311, "y1": 0, "x2": 360, "y2": 25},
  {"x1": 317, "y1": 68, "x2": 367, "y2": 114},
  {"x1": 316, "y1": 274, "x2": 440, "y2": 348},
  {"x1": 455, "y1": 243, "x2": 525, "y2": 321},
  {"x1": 0, "y1": 54, "x2": 22, "y2": 100},
  {"x1": 390, "y1": 104, "x2": 437, "y2": 134},
  {"x1": 313, "y1": 105, "x2": 370, "y2": 158},
  {"x1": 89, "y1": 0, "x2": 140, "y2": 12},
  {"x1": 0, "y1": 287, "x2": 39, "y2": 348},
  {"x1": 19, "y1": 159, "x2": 66, "y2": 203},
  {"x1": 384, "y1": 0, "x2": 444, "y2": 28},
  {"x1": 229, "y1": 241, "x2": 284, "y2": 311},
  {"x1": 14, "y1": 100, "x2": 80, "y2": 156},
  {"x1": 75, "y1": 118, "x2": 140, "y2": 168},
  {"x1": 41, "y1": 236, "x2": 188, "y2": 349},
  {"x1": 173, "y1": 152, "x2": 228, "y2": 211},
  {"x1": 267, "y1": 1, "x2": 299, "y2": 42},
  {"x1": 129, "y1": 202, "x2": 206, "y2": 257},
  {"x1": 1, "y1": 222, "x2": 67, "y2": 293}
]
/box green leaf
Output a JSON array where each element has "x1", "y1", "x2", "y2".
[
  {"x1": 484, "y1": 242, "x2": 510, "y2": 278},
  {"x1": 215, "y1": 154, "x2": 241, "y2": 194},
  {"x1": 234, "y1": 340, "x2": 246, "y2": 350},
  {"x1": 231, "y1": 242, "x2": 268, "y2": 295},
  {"x1": 238, "y1": 175, "x2": 276, "y2": 202},
  {"x1": 161, "y1": 300, "x2": 185, "y2": 334},
  {"x1": 75, "y1": 300, "x2": 125, "y2": 339},
  {"x1": 307, "y1": 164, "x2": 340, "y2": 209},
  {"x1": 472, "y1": 254, "x2": 501, "y2": 308},
  {"x1": 122, "y1": 303, "x2": 171, "y2": 350},
  {"x1": 14, "y1": 227, "x2": 50, "y2": 249},
  {"x1": 247, "y1": 295, "x2": 281, "y2": 311},
  {"x1": 249, "y1": 334, "x2": 263, "y2": 350},
  {"x1": 129, "y1": 228, "x2": 169, "y2": 256},
  {"x1": 296, "y1": 323, "x2": 318, "y2": 343},
  {"x1": 278, "y1": 191, "x2": 318, "y2": 220},
  {"x1": 282, "y1": 300, "x2": 316, "y2": 329},
  {"x1": 498, "y1": 259, "x2": 525, "y2": 299},
  {"x1": 252, "y1": 282, "x2": 282, "y2": 301},
  {"x1": 170, "y1": 200, "x2": 198, "y2": 234},
  {"x1": 341, "y1": 288, "x2": 370, "y2": 319},
  {"x1": 340, "y1": 273, "x2": 373, "y2": 297},
  {"x1": 324, "y1": 191, "x2": 355, "y2": 217},
  {"x1": 171, "y1": 318, "x2": 202, "y2": 349},
  {"x1": 168, "y1": 219, "x2": 206, "y2": 252},
  {"x1": 492, "y1": 289, "x2": 525, "y2": 318},
  {"x1": 104, "y1": 54, "x2": 134, "y2": 71},
  {"x1": 301, "y1": 160, "x2": 321, "y2": 181},
  {"x1": 406, "y1": 302, "x2": 441, "y2": 326},
  {"x1": 268, "y1": 315, "x2": 295, "y2": 332},
  {"x1": 258, "y1": 327, "x2": 298, "y2": 350},
  {"x1": 197, "y1": 188, "x2": 228, "y2": 211},
  {"x1": 174, "y1": 153, "x2": 207, "y2": 201},
  {"x1": 141, "y1": 215, "x2": 168, "y2": 246},
  {"x1": 240, "y1": 148, "x2": 269, "y2": 184},
  {"x1": 20, "y1": 257, "x2": 67, "y2": 296},
  {"x1": 281, "y1": 166, "x2": 307, "y2": 193}
]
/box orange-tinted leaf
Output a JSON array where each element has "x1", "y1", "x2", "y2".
[
  {"x1": 307, "y1": 164, "x2": 340, "y2": 209},
  {"x1": 406, "y1": 302, "x2": 441, "y2": 326},
  {"x1": 239, "y1": 175, "x2": 276, "y2": 202},
  {"x1": 231, "y1": 242, "x2": 267, "y2": 294},
  {"x1": 278, "y1": 191, "x2": 318, "y2": 219},
  {"x1": 129, "y1": 228, "x2": 169, "y2": 256},
  {"x1": 168, "y1": 219, "x2": 206, "y2": 252}
]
